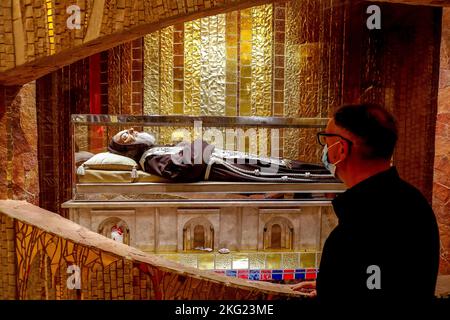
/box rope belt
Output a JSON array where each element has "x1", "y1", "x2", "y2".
[{"x1": 209, "y1": 157, "x2": 332, "y2": 182}]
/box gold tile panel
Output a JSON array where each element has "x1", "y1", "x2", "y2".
[
  {"x1": 158, "y1": 26, "x2": 174, "y2": 141},
  {"x1": 108, "y1": 46, "x2": 121, "y2": 114},
  {"x1": 179, "y1": 254, "x2": 198, "y2": 268},
  {"x1": 75, "y1": 125, "x2": 89, "y2": 152},
  {"x1": 160, "y1": 26, "x2": 174, "y2": 115},
  {"x1": 300, "y1": 252, "x2": 316, "y2": 269},
  {"x1": 283, "y1": 128, "x2": 299, "y2": 160},
  {"x1": 282, "y1": 253, "x2": 299, "y2": 269},
  {"x1": 225, "y1": 11, "x2": 238, "y2": 116},
  {"x1": 215, "y1": 253, "x2": 233, "y2": 270},
  {"x1": 248, "y1": 253, "x2": 266, "y2": 269},
  {"x1": 144, "y1": 31, "x2": 161, "y2": 135},
  {"x1": 251, "y1": 4, "x2": 273, "y2": 117},
  {"x1": 266, "y1": 253, "x2": 281, "y2": 269},
  {"x1": 239, "y1": 8, "x2": 252, "y2": 116},
  {"x1": 283, "y1": 0, "x2": 302, "y2": 160},
  {"x1": 284, "y1": 0, "x2": 301, "y2": 118},
  {"x1": 200, "y1": 15, "x2": 226, "y2": 116},
  {"x1": 198, "y1": 254, "x2": 215, "y2": 270},
  {"x1": 184, "y1": 19, "x2": 201, "y2": 115}
]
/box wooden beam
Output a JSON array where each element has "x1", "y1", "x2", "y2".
[
  {"x1": 0, "y1": 0, "x2": 448, "y2": 86},
  {"x1": 0, "y1": 0, "x2": 278, "y2": 86}
]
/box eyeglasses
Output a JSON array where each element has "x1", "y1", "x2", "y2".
[{"x1": 317, "y1": 131, "x2": 353, "y2": 147}]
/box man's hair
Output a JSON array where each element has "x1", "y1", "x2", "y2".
[{"x1": 333, "y1": 103, "x2": 398, "y2": 160}]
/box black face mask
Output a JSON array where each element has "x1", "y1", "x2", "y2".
[{"x1": 108, "y1": 139, "x2": 154, "y2": 163}]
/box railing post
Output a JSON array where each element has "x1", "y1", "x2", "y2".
[{"x1": 0, "y1": 213, "x2": 18, "y2": 299}]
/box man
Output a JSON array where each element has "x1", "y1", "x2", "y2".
[
  {"x1": 108, "y1": 128, "x2": 337, "y2": 183},
  {"x1": 292, "y1": 104, "x2": 440, "y2": 303}
]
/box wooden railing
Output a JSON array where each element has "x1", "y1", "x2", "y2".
[{"x1": 0, "y1": 200, "x2": 304, "y2": 300}]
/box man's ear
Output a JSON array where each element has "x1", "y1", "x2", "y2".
[{"x1": 339, "y1": 140, "x2": 350, "y2": 160}]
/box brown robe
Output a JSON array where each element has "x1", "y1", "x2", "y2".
[{"x1": 138, "y1": 140, "x2": 339, "y2": 183}]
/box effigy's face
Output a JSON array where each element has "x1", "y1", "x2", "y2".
[
  {"x1": 116, "y1": 128, "x2": 137, "y2": 144},
  {"x1": 114, "y1": 128, "x2": 155, "y2": 146}
]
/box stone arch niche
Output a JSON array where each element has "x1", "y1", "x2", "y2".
[
  {"x1": 98, "y1": 217, "x2": 130, "y2": 245},
  {"x1": 193, "y1": 225, "x2": 205, "y2": 248},
  {"x1": 263, "y1": 217, "x2": 294, "y2": 250},
  {"x1": 270, "y1": 224, "x2": 282, "y2": 248},
  {"x1": 183, "y1": 217, "x2": 214, "y2": 251}
]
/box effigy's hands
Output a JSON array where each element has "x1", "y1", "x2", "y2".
[{"x1": 290, "y1": 280, "x2": 317, "y2": 297}]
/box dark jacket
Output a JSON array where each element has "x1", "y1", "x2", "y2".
[{"x1": 316, "y1": 167, "x2": 439, "y2": 303}]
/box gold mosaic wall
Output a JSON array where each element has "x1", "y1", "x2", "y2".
[
  {"x1": 144, "y1": 3, "x2": 275, "y2": 118},
  {"x1": 184, "y1": 20, "x2": 201, "y2": 115},
  {"x1": 143, "y1": 3, "x2": 278, "y2": 151},
  {"x1": 142, "y1": 1, "x2": 342, "y2": 161}
]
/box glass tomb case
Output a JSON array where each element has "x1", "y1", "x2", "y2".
[{"x1": 70, "y1": 114, "x2": 345, "y2": 202}]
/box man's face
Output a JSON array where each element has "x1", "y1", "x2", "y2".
[
  {"x1": 324, "y1": 120, "x2": 344, "y2": 163},
  {"x1": 115, "y1": 128, "x2": 137, "y2": 144},
  {"x1": 114, "y1": 128, "x2": 155, "y2": 146},
  {"x1": 322, "y1": 119, "x2": 354, "y2": 175}
]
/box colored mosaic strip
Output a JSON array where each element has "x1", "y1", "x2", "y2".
[{"x1": 215, "y1": 268, "x2": 319, "y2": 281}]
